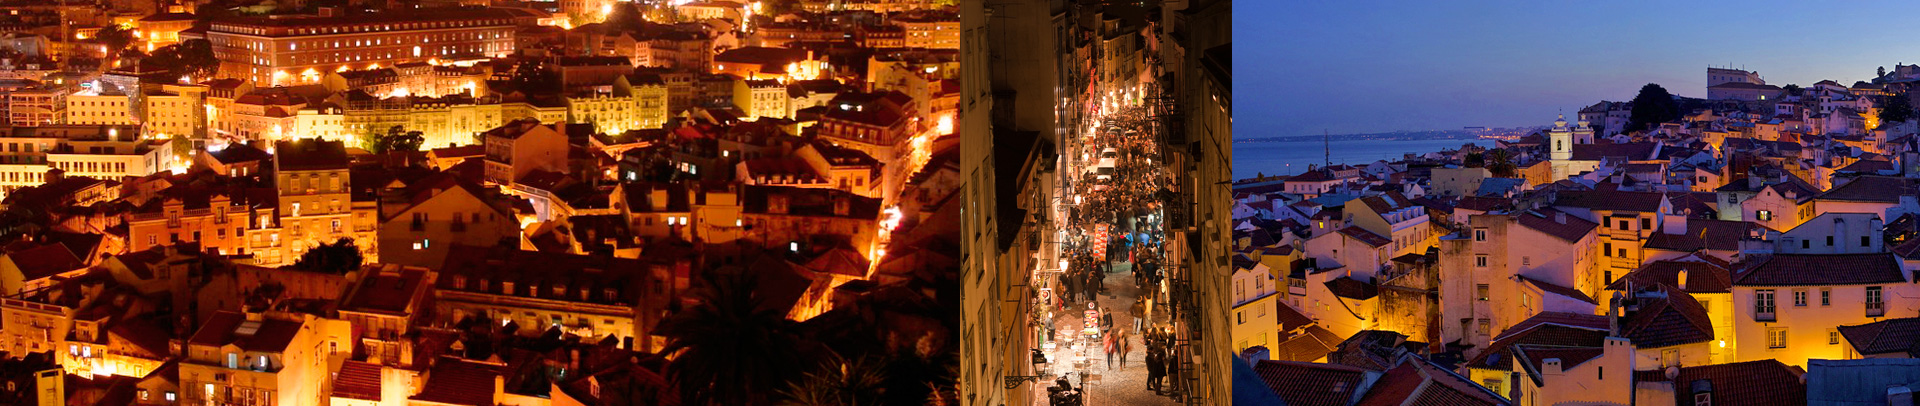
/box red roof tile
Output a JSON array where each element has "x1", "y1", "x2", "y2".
[
  {"x1": 410, "y1": 357, "x2": 502, "y2": 405},
  {"x1": 332, "y1": 361, "x2": 382, "y2": 401},
  {"x1": 1616, "y1": 285, "x2": 1715, "y2": 348},
  {"x1": 1836, "y1": 317, "x2": 1920, "y2": 357},
  {"x1": 1608, "y1": 255, "x2": 1733, "y2": 293},
  {"x1": 1252, "y1": 360, "x2": 1372, "y2": 406},
  {"x1": 1658, "y1": 360, "x2": 1806, "y2": 406},
  {"x1": 1734, "y1": 253, "x2": 1908, "y2": 286},
  {"x1": 1512, "y1": 209, "x2": 1597, "y2": 243}
]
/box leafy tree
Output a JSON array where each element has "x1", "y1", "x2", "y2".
[
  {"x1": 1782, "y1": 84, "x2": 1803, "y2": 97},
  {"x1": 94, "y1": 25, "x2": 136, "y2": 55},
  {"x1": 291, "y1": 238, "x2": 363, "y2": 274},
  {"x1": 170, "y1": 133, "x2": 192, "y2": 158},
  {"x1": 1626, "y1": 83, "x2": 1681, "y2": 133},
  {"x1": 1881, "y1": 66, "x2": 1889, "y2": 79},
  {"x1": 1881, "y1": 93, "x2": 1915, "y2": 126},
  {"x1": 659, "y1": 270, "x2": 814, "y2": 406},
  {"x1": 360, "y1": 125, "x2": 424, "y2": 154},
  {"x1": 146, "y1": 39, "x2": 219, "y2": 80}
]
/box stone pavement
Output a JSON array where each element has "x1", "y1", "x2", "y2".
[{"x1": 1032, "y1": 261, "x2": 1180, "y2": 406}]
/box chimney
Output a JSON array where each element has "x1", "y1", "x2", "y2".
[
  {"x1": 1677, "y1": 270, "x2": 1688, "y2": 291},
  {"x1": 1542, "y1": 358, "x2": 1562, "y2": 375},
  {"x1": 1554, "y1": 211, "x2": 1567, "y2": 224}
]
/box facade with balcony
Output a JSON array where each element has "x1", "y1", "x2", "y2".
[{"x1": 1732, "y1": 253, "x2": 1918, "y2": 368}]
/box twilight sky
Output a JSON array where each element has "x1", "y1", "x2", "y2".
[{"x1": 1237, "y1": 1, "x2": 1920, "y2": 137}]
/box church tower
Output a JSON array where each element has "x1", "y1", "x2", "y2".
[
  {"x1": 1550, "y1": 114, "x2": 1572, "y2": 162},
  {"x1": 1574, "y1": 117, "x2": 1595, "y2": 145}
]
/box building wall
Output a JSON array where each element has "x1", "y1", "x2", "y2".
[
  {"x1": 377, "y1": 188, "x2": 517, "y2": 268},
  {"x1": 1733, "y1": 283, "x2": 1920, "y2": 368}
]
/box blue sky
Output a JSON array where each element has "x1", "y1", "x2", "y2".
[{"x1": 1236, "y1": 1, "x2": 1920, "y2": 137}]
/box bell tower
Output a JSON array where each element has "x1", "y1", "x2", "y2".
[{"x1": 1550, "y1": 114, "x2": 1573, "y2": 162}]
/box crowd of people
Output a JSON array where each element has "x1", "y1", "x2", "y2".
[{"x1": 1035, "y1": 102, "x2": 1187, "y2": 405}]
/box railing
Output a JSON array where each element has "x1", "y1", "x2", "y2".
[
  {"x1": 1867, "y1": 302, "x2": 1885, "y2": 317},
  {"x1": 1755, "y1": 311, "x2": 1775, "y2": 322}
]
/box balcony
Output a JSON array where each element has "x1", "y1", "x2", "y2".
[
  {"x1": 1868, "y1": 302, "x2": 1885, "y2": 317},
  {"x1": 1754, "y1": 311, "x2": 1775, "y2": 322}
]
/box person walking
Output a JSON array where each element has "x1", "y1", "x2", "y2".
[
  {"x1": 1103, "y1": 329, "x2": 1117, "y2": 369},
  {"x1": 1100, "y1": 307, "x2": 1114, "y2": 334},
  {"x1": 1117, "y1": 329, "x2": 1131, "y2": 369},
  {"x1": 1146, "y1": 342, "x2": 1162, "y2": 393}
]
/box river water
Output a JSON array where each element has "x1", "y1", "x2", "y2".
[{"x1": 1231, "y1": 138, "x2": 1485, "y2": 178}]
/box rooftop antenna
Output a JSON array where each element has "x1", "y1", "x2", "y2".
[{"x1": 1324, "y1": 129, "x2": 1330, "y2": 168}]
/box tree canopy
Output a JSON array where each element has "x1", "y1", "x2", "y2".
[
  {"x1": 360, "y1": 125, "x2": 424, "y2": 154},
  {"x1": 1626, "y1": 83, "x2": 1681, "y2": 133},
  {"x1": 94, "y1": 25, "x2": 136, "y2": 55},
  {"x1": 291, "y1": 238, "x2": 363, "y2": 274},
  {"x1": 1881, "y1": 93, "x2": 1915, "y2": 126},
  {"x1": 144, "y1": 39, "x2": 219, "y2": 80}
]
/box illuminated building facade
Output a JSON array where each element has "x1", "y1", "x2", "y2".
[{"x1": 207, "y1": 8, "x2": 516, "y2": 87}]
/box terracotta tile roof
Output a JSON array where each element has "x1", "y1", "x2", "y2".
[
  {"x1": 1358, "y1": 192, "x2": 1415, "y2": 215},
  {"x1": 186, "y1": 311, "x2": 306, "y2": 353},
  {"x1": 332, "y1": 361, "x2": 382, "y2": 401},
  {"x1": 1835, "y1": 317, "x2": 1920, "y2": 357},
  {"x1": 1271, "y1": 331, "x2": 1338, "y2": 363},
  {"x1": 1357, "y1": 356, "x2": 1509, "y2": 406},
  {"x1": 1513, "y1": 209, "x2": 1598, "y2": 243},
  {"x1": 1289, "y1": 169, "x2": 1336, "y2": 182},
  {"x1": 1733, "y1": 253, "x2": 1908, "y2": 286},
  {"x1": 1465, "y1": 312, "x2": 1610, "y2": 370},
  {"x1": 1517, "y1": 276, "x2": 1595, "y2": 304},
  {"x1": 339, "y1": 266, "x2": 429, "y2": 315},
  {"x1": 1656, "y1": 359, "x2": 1806, "y2": 406},
  {"x1": 1645, "y1": 219, "x2": 1769, "y2": 252},
  {"x1": 1616, "y1": 285, "x2": 1715, "y2": 348},
  {"x1": 1277, "y1": 300, "x2": 1315, "y2": 332},
  {"x1": 1511, "y1": 344, "x2": 1607, "y2": 372},
  {"x1": 1325, "y1": 276, "x2": 1378, "y2": 300},
  {"x1": 1819, "y1": 176, "x2": 1920, "y2": 203},
  {"x1": 7, "y1": 243, "x2": 82, "y2": 281},
  {"x1": 1336, "y1": 226, "x2": 1392, "y2": 247},
  {"x1": 1896, "y1": 237, "x2": 1920, "y2": 260},
  {"x1": 1252, "y1": 360, "x2": 1372, "y2": 406},
  {"x1": 1553, "y1": 190, "x2": 1666, "y2": 213},
  {"x1": 1607, "y1": 255, "x2": 1734, "y2": 293},
  {"x1": 410, "y1": 357, "x2": 502, "y2": 405}
]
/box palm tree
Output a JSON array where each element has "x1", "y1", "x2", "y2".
[
  {"x1": 1485, "y1": 149, "x2": 1516, "y2": 178},
  {"x1": 777, "y1": 353, "x2": 888, "y2": 406},
  {"x1": 659, "y1": 270, "x2": 813, "y2": 406}
]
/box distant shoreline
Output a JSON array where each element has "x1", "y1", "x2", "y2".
[{"x1": 1235, "y1": 128, "x2": 1534, "y2": 144}]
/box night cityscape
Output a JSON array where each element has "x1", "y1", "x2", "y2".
[{"x1": 0, "y1": 0, "x2": 961, "y2": 405}]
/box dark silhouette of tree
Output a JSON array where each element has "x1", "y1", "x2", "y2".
[
  {"x1": 145, "y1": 39, "x2": 219, "y2": 80},
  {"x1": 1627, "y1": 83, "x2": 1681, "y2": 133},
  {"x1": 1880, "y1": 66, "x2": 1889, "y2": 79},
  {"x1": 291, "y1": 238, "x2": 362, "y2": 274},
  {"x1": 1486, "y1": 149, "x2": 1516, "y2": 178},
  {"x1": 659, "y1": 270, "x2": 814, "y2": 406},
  {"x1": 1881, "y1": 93, "x2": 1915, "y2": 127},
  {"x1": 778, "y1": 353, "x2": 887, "y2": 406},
  {"x1": 94, "y1": 25, "x2": 136, "y2": 56},
  {"x1": 1783, "y1": 84, "x2": 1803, "y2": 97}
]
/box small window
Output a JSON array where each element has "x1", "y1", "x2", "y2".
[
  {"x1": 1477, "y1": 284, "x2": 1490, "y2": 301},
  {"x1": 1474, "y1": 229, "x2": 1486, "y2": 241},
  {"x1": 1475, "y1": 255, "x2": 1488, "y2": 267},
  {"x1": 1757, "y1": 210, "x2": 1773, "y2": 221},
  {"x1": 1829, "y1": 329, "x2": 1840, "y2": 345},
  {"x1": 1862, "y1": 236, "x2": 1872, "y2": 247}
]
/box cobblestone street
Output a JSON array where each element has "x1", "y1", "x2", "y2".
[{"x1": 1032, "y1": 261, "x2": 1180, "y2": 406}]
